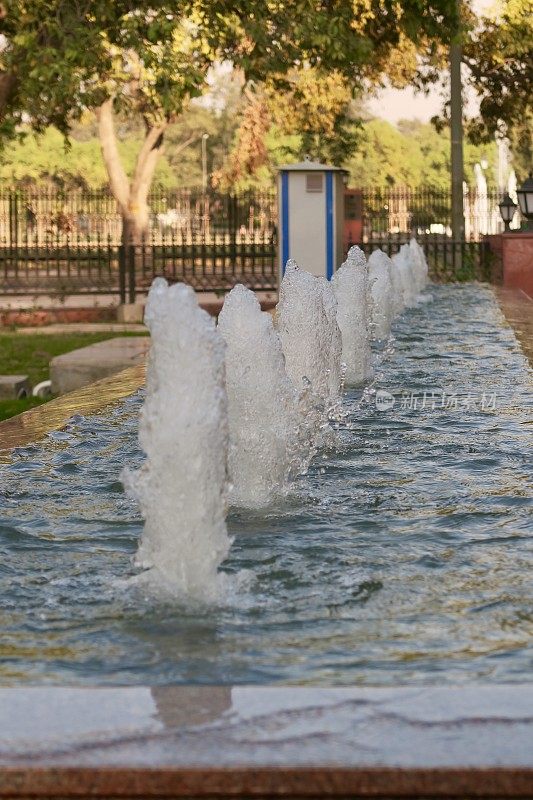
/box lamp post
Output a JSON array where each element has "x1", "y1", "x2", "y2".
[
  {"x1": 450, "y1": 0, "x2": 465, "y2": 247},
  {"x1": 516, "y1": 172, "x2": 533, "y2": 229},
  {"x1": 498, "y1": 193, "x2": 517, "y2": 232}
]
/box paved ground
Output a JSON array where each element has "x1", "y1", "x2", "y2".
[
  {"x1": 0, "y1": 686, "x2": 532, "y2": 797},
  {"x1": 14, "y1": 323, "x2": 148, "y2": 334},
  {"x1": 496, "y1": 287, "x2": 533, "y2": 368}
]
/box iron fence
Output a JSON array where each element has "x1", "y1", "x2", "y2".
[
  {"x1": 0, "y1": 187, "x2": 509, "y2": 298},
  {"x1": 355, "y1": 235, "x2": 493, "y2": 283},
  {"x1": 359, "y1": 187, "x2": 517, "y2": 241},
  {"x1": 0, "y1": 231, "x2": 278, "y2": 298}
]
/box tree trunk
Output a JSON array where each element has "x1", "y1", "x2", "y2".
[
  {"x1": 121, "y1": 204, "x2": 152, "y2": 297},
  {"x1": 121, "y1": 202, "x2": 150, "y2": 247},
  {"x1": 96, "y1": 97, "x2": 168, "y2": 294},
  {"x1": 96, "y1": 98, "x2": 130, "y2": 211},
  {"x1": 0, "y1": 72, "x2": 16, "y2": 122}
]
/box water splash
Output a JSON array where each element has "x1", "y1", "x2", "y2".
[
  {"x1": 120, "y1": 239, "x2": 430, "y2": 599},
  {"x1": 392, "y1": 243, "x2": 418, "y2": 308},
  {"x1": 277, "y1": 260, "x2": 342, "y2": 407},
  {"x1": 409, "y1": 237, "x2": 430, "y2": 294},
  {"x1": 218, "y1": 284, "x2": 304, "y2": 508},
  {"x1": 368, "y1": 249, "x2": 394, "y2": 341},
  {"x1": 389, "y1": 250, "x2": 405, "y2": 318},
  {"x1": 331, "y1": 246, "x2": 374, "y2": 387},
  {"x1": 276, "y1": 260, "x2": 343, "y2": 450},
  {"x1": 123, "y1": 278, "x2": 231, "y2": 601},
  {"x1": 318, "y1": 277, "x2": 343, "y2": 403}
]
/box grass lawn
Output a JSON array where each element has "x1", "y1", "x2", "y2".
[{"x1": 0, "y1": 331, "x2": 148, "y2": 422}]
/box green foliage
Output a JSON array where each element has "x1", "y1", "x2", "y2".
[
  {"x1": 164, "y1": 77, "x2": 244, "y2": 188},
  {"x1": 506, "y1": 112, "x2": 533, "y2": 182},
  {"x1": 0, "y1": 126, "x2": 176, "y2": 189},
  {"x1": 464, "y1": 0, "x2": 533, "y2": 176},
  {"x1": 267, "y1": 69, "x2": 362, "y2": 166},
  {"x1": 343, "y1": 119, "x2": 498, "y2": 189},
  {"x1": 0, "y1": 331, "x2": 128, "y2": 386},
  {"x1": 0, "y1": 0, "x2": 464, "y2": 220},
  {"x1": 0, "y1": 0, "x2": 461, "y2": 140},
  {"x1": 347, "y1": 119, "x2": 421, "y2": 187},
  {"x1": 0, "y1": 113, "x2": 500, "y2": 192},
  {"x1": 0, "y1": 396, "x2": 48, "y2": 423},
  {"x1": 0, "y1": 1, "x2": 214, "y2": 135},
  {"x1": 212, "y1": 90, "x2": 270, "y2": 189}
]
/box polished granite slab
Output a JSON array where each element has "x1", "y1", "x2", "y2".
[
  {"x1": 0, "y1": 363, "x2": 145, "y2": 451},
  {"x1": 1, "y1": 686, "x2": 532, "y2": 796}
]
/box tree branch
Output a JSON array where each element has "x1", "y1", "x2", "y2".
[
  {"x1": 96, "y1": 97, "x2": 130, "y2": 210},
  {"x1": 173, "y1": 133, "x2": 201, "y2": 156},
  {"x1": 131, "y1": 121, "x2": 167, "y2": 205}
]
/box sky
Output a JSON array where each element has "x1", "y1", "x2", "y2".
[{"x1": 366, "y1": 0, "x2": 497, "y2": 125}]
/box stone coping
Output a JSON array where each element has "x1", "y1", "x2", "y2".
[
  {"x1": 0, "y1": 363, "x2": 146, "y2": 451},
  {"x1": 0, "y1": 686, "x2": 532, "y2": 797}
]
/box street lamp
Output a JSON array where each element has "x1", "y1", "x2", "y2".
[{"x1": 498, "y1": 193, "x2": 517, "y2": 232}]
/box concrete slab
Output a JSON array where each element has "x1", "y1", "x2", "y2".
[
  {"x1": 50, "y1": 337, "x2": 150, "y2": 395},
  {"x1": 14, "y1": 323, "x2": 148, "y2": 335},
  {"x1": 117, "y1": 302, "x2": 145, "y2": 323},
  {"x1": 0, "y1": 374, "x2": 30, "y2": 399}
]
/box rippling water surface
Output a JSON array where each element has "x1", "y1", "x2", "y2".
[{"x1": 0, "y1": 284, "x2": 531, "y2": 685}]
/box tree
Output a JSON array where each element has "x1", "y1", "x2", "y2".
[
  {"x1": 0, "y1": 124, "x2": 177, "y2": 190},
  {"x1": 213, "y1": 87, "x2": 270, "y2": 189},
  {"x1": 463, "y1": 0, "x2": 533, "y2": 178},
  {"x1": 1, "y1": 0, "x2": 461, "y2": 241},
  {"x1": 266, "y1": 68, "x2": 362, "y2": 166}
]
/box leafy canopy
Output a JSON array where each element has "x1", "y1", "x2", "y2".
[
  {"x1": 463, "y1": 0, "x2": 532, "y2": 178},
  {"x1": 0, "y1": 0, "x2": 460, "y2": 137}
]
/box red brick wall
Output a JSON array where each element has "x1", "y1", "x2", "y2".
[
  {"x1": 0, "y1": 299, "x2": 277, "y2": 327},
  {"x1": 502, "y1": 233, "x2": 533, "y2": 299},
  {"x1": 485, "y1": 233, "x2": 533, "y2": 297},
  {"x1": 0, "y1": 307, "x2": 117, "y2": 328}
]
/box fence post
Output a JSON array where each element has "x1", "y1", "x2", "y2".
[
  {"x1": 118, "y1": 244, "x2": 126, "y2": 304},
  {"x1": 9, "y1": 192, "x2": 19, "y2": 250},
  {"x1": 128, "y1": 240, "x2": 136, "y2": 304},
  {"x1": 229, "y1": 194, "x2": 238, "y2": 278},
  {"x1": 480, "y1": 237, "x2": 491, "y2": 282}
]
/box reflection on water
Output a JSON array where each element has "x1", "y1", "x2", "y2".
[
  {"x1": 151, "y1": 686, "x2": 232, "y2": 728},
  {"x1": 0, "y1": 285, "x2": 531, "y2": 685}
]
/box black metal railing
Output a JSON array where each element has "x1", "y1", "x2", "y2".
[
  {"x1": 354, "y1": 234, "x2": 494, "y2": 283},
  {"x1": 0, "y1": 187, "x2": 510, "y2": 297},
  {"x1": 359, "y1": 187, "x2": 516, "y2": 241},
  {"x1": 0, "y1": 230, "x2": 278, "y2": 298},
  {"x1": 119, "y1": 231, "x2": 277, "y2": 303}
]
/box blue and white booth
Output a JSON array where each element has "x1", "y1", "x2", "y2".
[{"x1": 277, "y1": 157, "x2": 347, "y2": 281}]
